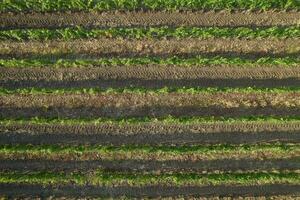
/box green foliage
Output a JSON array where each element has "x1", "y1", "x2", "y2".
[
  {"x1": 0, "y1": 144, "x2": 296, "y2": 154},
  {"x1": 1, "y1": 56, "x2": 300, "y2": 68},
  {"x1": 0, "y1": 86, "x2": 299, "y2": 95},
  {"x1": 0, "y1": 0, "x2": 299, "y2": 12},
  {"x1": 0, "y1": 171, "x2": 298, "y2": 186},
  {"x1": 1, "y1": 26, "x2": 299, "y2": 41},
  {"x1": 1, "y1": 116, "x2": 300, "y2": 125}
]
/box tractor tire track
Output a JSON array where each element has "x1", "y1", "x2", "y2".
[
  {"x1": 0, "y1": 184, "x2": 299, "y2": 198},
  {"x1": 2, "y1": 66, "x2": 300, "y2": 81},
  {"x1": 2, "y1": 79, "x2": 300, "y2": 89},
  {"x1": 1, "y1": 38, "x2": 299, "y2": 57},
  {"x1": 2, "y1": 122, "x2": 300, "y2": 135},
  {"x1": 2, "y1": 66, "x2": 300, "y2": 89},
  {"x1": 0, "y1": 132, "x2": 298, "y2": 145},
  {"x1": 1, "y1": 11, "x2": 300, "y2": 29},
  {"x1": 2, "y1": 93, "x2": 300, "y2": 108},
  {"x1": 0, "y1": 159, "x2": 299, "y2": 172},
  {"x1": 1, "y1": 106, "x2": 300, "y2": 118}
]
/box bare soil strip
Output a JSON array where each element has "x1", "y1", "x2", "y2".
[
  {"x1": 1, "y1": 11, "x2": 300, "y2": 29},
  {"x1": 2, "y1": 66, "x2": 300, "y2": 89},
  {"x1": 0, "y1": 132, "x2": 298, "y2": 145},
  {"x1": 3, "y1": 78, "x2": 300, "y2": 89},
  {"x1": 0, "y1": 66, "x2": 300, "y2": 81},
  {"x1": 1, "y1": 38, "x2": 299, "y2": 57},
  {"x1": 1, "y1": 106, "x2": 300, "y2": 118},
  {"x1": 0, "y1": 159, "x2": 298, "y2": 172},
  {"x1": 1, "y1": 93, "x2": 299, "y2": 118},
  {"x1": 3, "y1": 93, "x2": 300, "y2": 108},
  {"x1": 2, "y1": 122, "x2": 300, "y2": 135},
  {"x1": 2, "y1": 67, "x2": 300, "y2": 81},
  {"x1": 162, "y1": 196, "x2": 300, "y2": 200},
  {"x1": 0, "y1": 184, "x2": 299, "y2": 197}
]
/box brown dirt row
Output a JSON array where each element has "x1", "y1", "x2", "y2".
[
  {"x1": 2, "y1": 78, "x2": 300, "y2": 89},
  {"x1": 151, "y1": 196, "x2": 300, "y2": 200},
  {"x1": 2, "y1": 106, "x2": 300, "y2": 118},
  {"x1": 0, "y1": 184, "x2": 299, "y2": 198},
  {"x1": 1, "y1": 11, "x2": 300, "y2": 29},
  {"x1": 0, "y1": 132, "x2": 298, "y2": 145},
  {"x1": 2, "y1": 196, "x2": 299, "y2": 200},
  {"x1": 0, "y1": 159, "x2": 299, "y2": 172},
  {"x1": 1, "y1": 38, "x2": 299, "y2": 57},
  {"x1": 2, "y1": 93, "x2": 299, "y2": 108},
  {"x1": 0, "y1": 78, "x2": 300, "y2": 89},
  {"x1": 2, "y1": 66, "x2": 300, "y2": 88},
  {"x1": 2, "y1": 66, "x2": 300, "y2": 81},
  {"x1": 2, "y1": 122, "x2": 300, "y2": 135},
  {"x1": 1, "y1": 148, "x2": 298, "y2": 161}
]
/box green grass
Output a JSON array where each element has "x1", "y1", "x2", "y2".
[
  {"x1": 1, "y1": 144, "x2": 296, "y2": 154},
  {"x1": 0, "y1": 171, "x2": 298, "y2": 186},
  {"x1": 1, "y1": 56, "x2": 300, "y2": 68},
  {"x1": 0, "y1": 144, "x2": 297, "y2": 161},
  {"x1": 1, "y1": 87, "x2": 300, "y2": 95},
  {"x1": 1, "y1": 27, "x2": 300, "y2": 41},
  {"x1": 0, "y1": 0, "x2": 299, "y2": 12},
  {"x1": 1, "y1": 116, "x2": 300, "y2": 125}
]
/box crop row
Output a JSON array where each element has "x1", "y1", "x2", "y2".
[
  {"x1": 1, "y1": 87, "x2": 299, "y2": 95},
  {"x1": 1, "y1": 116, "x2": 300, "y2": 125},
  {"x1": 1, "y1": 144, "x2": 295, "y2": 154},
  {"x1": 0, "y1": 144, "x2": 297, "y2": 161},
  {"x1": 0, "y1": 171, "x2": 298, "y2": 186},
  {"x1": 1, "y1": 27, "x2": 299, "y2": 41},
  {"x1": 1, "y1": 56, "x2": 299, "y2": 68},
  {"x1": 1, "y1": 0, "x2": 298, "y2": 12}
]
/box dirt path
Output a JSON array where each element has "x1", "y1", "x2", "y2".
[
  {"x1": 0, "y1": 159, "x2": 299, "y2": 172},
  {"x1": 1, "y1": 123, "x2": 299, "y2": 145},
  {"x1": 2, "y1": 66, "x2": 300, "y2": 88},
  {"x1": 3, "y1": 93, "x2": 299, "y2": 108},
  {"x1": 2, "y1": 122, "x2": 300, "y2": 135},
  {"x1": 0, "y1": 184, "x2": 299, "y2": 197},
  {"x1": 3, "y1": 78, "x2": 300, "y2": 89},
  {"x1": 0, "y1": 132, "x2": 298, "y2": 145},
  {"x1": 3, "y1": 66, "x2": 300, "y2": 81},
  {"x1": 1, "y1": 38, "x2": 299, "y2": 57},
  {"x1": 1, "y1": 106, "x2": 300, "y2": 118},
  {"x1": 2, "y1": 86, "x2": 299, "y2": 119},
  {"x1": 1, "y1": 11, "x2": 300, "y2": 29}
]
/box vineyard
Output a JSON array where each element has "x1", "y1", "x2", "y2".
[{"x1": 0, "y1": 0, "x2": 300, "y2": 198}]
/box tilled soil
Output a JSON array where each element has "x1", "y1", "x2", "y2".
[
  {"x1": 1, "y1": 11, "x2": 300, "y2": 29},
  {"x1": 2, "y1": 106, "x2": 300, "y2": 118},
  {"x1": 0, "y1": 184, "x2": 299, "y2": 198},
  {"x1": 3, "y1": 93, "x2": 300, "y2": 107},
  {"x1": 2, "y1": 66, "x2": 300, "y2": 80},
  {"x1": 2, "y1": 66, "x2": 300, "y2": 89},
  {"x1": 1, "y1": 8, "x2": 300, "y2": 198},
  {"x1": 1, "y1": 38, "x2": 299, "y2": 57},
  {"x1": 3, "y1": 78, "x2": 300, "y2": 90},
  {"x1": 0, "y1": 159, "x2": 299, "y2": 172},
  {"x1": 1, "y1": 92, "x2": 299, "y2": 118},
  {"x1": 1, "y1": 132, "x2": 299, "y2": 145},
  {"x1": 1, "y1": 122, "x2": 299, "y2": 144},
  {"x1": 2, "y1": 122, "x2": 300, "y2": 134},
  {"x1": 3, "y1": 78, "x2": 300, "y2": 89}
]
